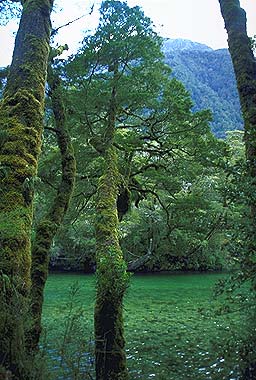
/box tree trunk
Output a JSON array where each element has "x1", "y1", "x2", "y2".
[
  {"x1": 28, "y1": 63, "x2": 76, "y2": 352},
  {"x1": 94, "y1": 65, "x2": 129, "y2": 380},
  {"x1": 218, "y1": 0, "x2": 256, "y2": 222},
  {"x1": 0, "y1": 0, "x2": 53, "y2": 378},
  {"x1": 218, "y1": 1, "x2": 256, "y2": 377},
  {"x1": 94, "y1": 147, "x2": 129, "y2": 380},
  {"x1": 218, "y1": 0, "x2": 256, "y2": 280}
]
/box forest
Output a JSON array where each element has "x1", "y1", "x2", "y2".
[
  {"x1": 0, "y1": 0, "x2": 256, "y2": 379},
  {"x1": 163, "y1": 38, "x2": 243, "y2": 138}
]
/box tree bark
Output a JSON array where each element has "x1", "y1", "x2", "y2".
[
  {"x1": 28, "y1": 63, "x2": 76, "y2": 352},
  {"x1": 218, "y1": 1, "x2": 256, "y2": 377},
  {"x1": 0, "y1": 0, "x2": 53, "y2": 378},
  {"x1": 218, "y1": 0, "x2": 256, "y2": 221},
  {"x1": 218, "y1": 0, "x2": 256, "y2": 281},
  {"x1": 94, "y1": 66, "x2": 129, "y2": 380}
]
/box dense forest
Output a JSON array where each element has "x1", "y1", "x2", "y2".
[
  {"x1": 163, "y1": 38, "x2": 243, "y2": 137},
  {"x1": 0, "y1": 0, "x2": 256, "y2": 380}
]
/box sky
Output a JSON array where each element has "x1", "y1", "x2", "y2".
[{"x1": 0, "y1": 0, "x2": 256, "y2": 67}]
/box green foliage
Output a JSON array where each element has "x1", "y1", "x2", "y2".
[
  {"x1": 42, "y1": 281, "x2": 94, "y2": 379},
  {"x1": 32, "y1": 1, "x2": 245, "y2": 276},
  {"x1": 163, "y1": 39, "x2": 243, "y2": 138},
  {"x1": 213, "y1": 128, "x2": 256, "y2": 379},
  {"x1": 48, "y1": 0, "x2": 231, "y2": 276}
]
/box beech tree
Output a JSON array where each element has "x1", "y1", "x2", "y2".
[
  {"x1": 218, "y1": 0, "x2": 256, "y2": 227},
  {"x1": 218, "y1": 0, "x2": 256, "y2": 377},
  {"x1": 0, "y1": 0, "x2": 53, "y2": 378},
  {"x1": 28, "y1": 51, "x2": 76, "y2": 353},
  {"x1": 65, "y1": 1, "x2": 166, "y2": 378},
  {"x1": 64, "y1": 1, "x2": 224, "y2": 378},
  {"x1": 218, "y1": 0, "x2": 256, "y2": 291}
]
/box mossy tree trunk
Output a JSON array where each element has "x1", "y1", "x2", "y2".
[
  {"x1": 94, "y1": 65, "x2": 129, "y2": 380},
  {"x1": 27, "y1": 62, "x2": 76, "y2": 353},
  {"x1": 218, "y1": 2, "x2": 256, "y2": 377},
  {"x1": 0, "y1": 0, "x2": 53, "y2": 378},
  {"x1": 218, "y1": 0, "x2": 256, "y2": 268}
]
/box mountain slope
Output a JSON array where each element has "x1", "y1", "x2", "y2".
[{"x1": 163, "y1": 39, "x2": 243, "y2": 138}]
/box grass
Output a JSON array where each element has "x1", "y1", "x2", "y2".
[{"x1": 42, "y1": 272, "x2": 244, "y2": 380}]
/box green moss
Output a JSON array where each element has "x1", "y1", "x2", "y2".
[
  {"x1": 0, "y1": 91, "x2": 43, "y2": 187},
  {"x1": 5, "y1": 11, "x2": 51, "y2": 102},
  {"x1": 0, "y1": 205, "x2": 32, "y2": 288},
  {"x1": 0, "y1": 0, "x2": 53, "y2": 375},
  {"x1": 0, "y1": 207, "x2": 31, "y2": 236},
  {"x1": 28, "y1": 64, "x2": 76, "y2": 353},
  {"x1": 21, "y1": 35, "x2": 50, "y2": 101},
  {"x1": 94, "y1": 146, "x2": 129, "y2": 379}
]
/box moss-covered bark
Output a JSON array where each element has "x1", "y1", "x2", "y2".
[
  {"x1": 28, "y1": 63, "x2": 76, "y2": 352},
  {"x1": 218, "y1": 0, "x2": 256, "y2": 282},
  {"x1": 218, "y1": 2, "x2": 256, "y2": 376},
  {"x1": 94, "y1": 65, "x2": 129, "y2": 380},
  {"x1": 95, "y1": 147, "x2": 129, "y2": 380},
  {"x1": 0, "y1": 1, "x2": 53, "y2": 378},
  {"x1": 218, "y1": 0, "x2": 256, "y2": 219}
]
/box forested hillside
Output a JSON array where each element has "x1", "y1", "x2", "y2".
[{"x1": 163, "y1": 38, "x2": 243, "y2": 138}]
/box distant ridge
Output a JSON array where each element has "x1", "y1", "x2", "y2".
[
  {"x1": 163, "y1": 38, "x2": 213, "y2": 52},
  {"x1": 163, "y1": 39, "x2": 243, "y2": 138}
]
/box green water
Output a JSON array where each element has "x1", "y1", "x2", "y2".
[{"x1": 43, "y1": 273, "x2": 243, "y2": 379}]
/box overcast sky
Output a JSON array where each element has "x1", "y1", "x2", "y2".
[{"x1": 0, "y1": 0, "x2": 256, "y2": 67}]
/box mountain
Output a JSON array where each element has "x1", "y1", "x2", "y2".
[
  {"x1": 163, "y1": 38, "x2": 213, "y2": 53},
  {"x1": 163, "y1": 38, "x2": 243, "y2": 138}
]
